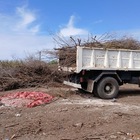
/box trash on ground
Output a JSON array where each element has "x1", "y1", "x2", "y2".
[{"x1": 0, "y1": 91, "x2": 53, "y2": 108}]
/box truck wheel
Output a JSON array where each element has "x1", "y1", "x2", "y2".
[{"x1": 97, "y1": 77, "x2": 119, "y2": 99}]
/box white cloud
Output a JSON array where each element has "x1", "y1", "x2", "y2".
[
  {"x1": 0, "y1": 6, "x2": 55, "y2": 60},
  {"x1": 59, "y1": 15, "x2": 88, "y2": 37},
  {"x1": 17, "y1": 6, "x2": 36, "y2": 26},
  {"x1": 0, "y1": 34, "x2": 54, "y2": 60},
  {"x1": 14, "y1": 6, "x2": 39, "y2": 35}
]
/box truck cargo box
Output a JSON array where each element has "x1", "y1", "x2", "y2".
[{"x1": 60, "y1": 46, "x2": 140, "y2": 73}]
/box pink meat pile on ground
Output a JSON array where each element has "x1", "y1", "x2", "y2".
[{"x1": 0, "y1": 91, "x2": 53, "y2": 108}]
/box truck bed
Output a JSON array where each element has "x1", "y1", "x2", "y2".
[{"x1": 60, "y1": 46, "x2": 140, "y2": 73}]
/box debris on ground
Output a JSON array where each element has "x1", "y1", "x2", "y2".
[
  {"x1": 0, "y1": 60, "x2": 66, "y2": 91},
  {"x1": 0, "y1": 91, "x2": 53, "y2": 108},
  {"x1": 0, "y1": 85, "x2": 140, "y2": 140}
]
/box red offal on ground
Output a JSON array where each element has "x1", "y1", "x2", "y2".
[{"x1": 0, "y1": 91, "x2": 53, "y2": 108}]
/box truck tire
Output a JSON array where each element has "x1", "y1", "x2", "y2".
[
  {"x1": 93, "y1": 84, "x2": 99, "y2": 97},
  {"x1": 97, "y1": 77, "x2": 119, "y2": 99}
]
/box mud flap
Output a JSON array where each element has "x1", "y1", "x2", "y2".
[{"x1": 87, "y1": 80, "x2": 94, "y2": 93}]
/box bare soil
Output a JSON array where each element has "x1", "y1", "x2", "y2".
[{"x1": 0, "y1": 84, "x2": 140, "y2": 140}]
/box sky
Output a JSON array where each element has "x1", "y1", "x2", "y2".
[{"x1": 0, "y1": 0, "x2": 140, "y2": 60}]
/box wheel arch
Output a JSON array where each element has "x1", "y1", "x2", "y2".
[{"x1": 94, "y1": 71, "x2": 122, "y2": 85}]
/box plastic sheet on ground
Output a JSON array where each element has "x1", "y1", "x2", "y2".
[{"x1": 0, "y1": 91, "x2": 53, "y2": 108}]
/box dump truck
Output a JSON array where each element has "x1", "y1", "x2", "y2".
[{"x1": 59, "y1": 46, "x2": 140, "y2": 99}]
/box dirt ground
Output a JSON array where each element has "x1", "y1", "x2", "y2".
[{"x1": 0, "y1": 84, "x2": 140, "y2": 140}]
